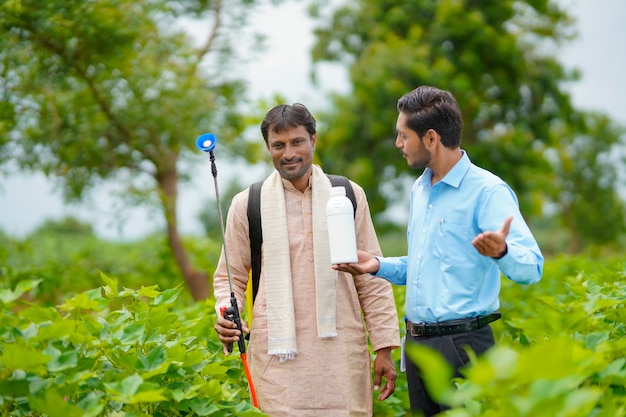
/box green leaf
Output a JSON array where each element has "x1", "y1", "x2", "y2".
[
  {"x1": 146, "y1": 309, "x2": 179, "y2": 330},
  {"x1": 19, "y1": 304, "x2": 62, "y2": 323},
  {"x1": 0, "y1": 378, "x2": 30, "y2": 398},
  {"x1": 596, "y1": 358, "x2": 626, "y2": 386},
  {"x1": 104, "y1": 373, "x2": 143, "y2": 398},
  {"x1": 154, "y1": 287, "x2": 182, "y2": 305},
  {"x1": 0, "y1": 343, "x2": 51, "y2": 373},
  {"x1": 139, "y1": 285, "x2": 161, "y2": 299},
  {"x1": 15, "y1": 278, "x2": 43, "y2": 294},
  {"x1": 28, "y1": 388, "x2": 84, "y2": 417},
  {"x1": 120, "y1": 322, "x2": 145, "y2": 345},
  {"x1": 463, "y1": 345, "x2": 519, "y2": 384},
  {"x1": 514, "y1": 336, "x2": 596, "y2": 383},
  {"x1": 231, "y1": 400, "x2": 266, "y2": 416},
  {"x1": 45, "y1": 345, "x2": 78, "y2": 372},
  {"x1": 108, "y1": 349, "x2": 137, "y2": 371},
  {"x1": 204, "y1": 378, "x2": 223, "y2": 399},
  {"x1": 201, "y1": 362, "x2": 232, "y2": 377},
  {"x1": 584, "y1": 297, "x2": 624, "y2": 316},
  {"x1": 100, "y1": 270, "x2": 118, "y2": 297},
  {"x1": 0, "y1": 279, "x2": 42, "y2": 304},
  {"x1": 104, "y1": 374, "x2": 169, "y2": 404},
  {"x1": 561, "y1": 387, "x2": 603, "y2": 416},
  {"x1": 136, "y1": 345, "x2": 166, "y2": 371},
  {"x1": 528, "y1": 376, "x2": 586, "y2": 402},
  {"x1": 583, "y1": 331, "x2": 610, "y2": 350},
  {"x1": 58, "y1": 292, "x2": 103, "y2": 312},
  {"x1": 76, "y1": 392, "x2": 107, "y2": 417},
  {"x1": 127, "y1": 387, "x2": 168, "y2": 404},
  {"x1": 37, "y1": 320, "x2": 76, "y2": 342},
  {"x1": 170, "y1": 382, "x2": 202, "y2": 401},
  {"x1": 186, "y1": 398, "x2": 220, "y2": 416}
]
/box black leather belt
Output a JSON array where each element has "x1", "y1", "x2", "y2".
[{"x1": 407, "y1": 312, "x2": 501, "y2": 337}]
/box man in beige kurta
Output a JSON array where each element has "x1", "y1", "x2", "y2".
[{"x1": 214, "y1": 103, "x2": 400, "y2": 417}]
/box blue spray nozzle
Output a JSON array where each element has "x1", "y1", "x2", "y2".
[{"x1": 196, "y1": 133, "x2": 218, "y2": 152}]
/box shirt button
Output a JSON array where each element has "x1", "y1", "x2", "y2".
[
  {"x1": 422, "y1": 229, "x2": 426, "y2": 233},
  {"x1": 429, "y1": 204, "x2": 433, "y2": 208}
]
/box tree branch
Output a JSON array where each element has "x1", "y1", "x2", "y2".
[{"x1": 188, "y1": 0, "x2": 223, "y2": 79}]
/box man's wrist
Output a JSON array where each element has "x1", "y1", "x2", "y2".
[
  {"x1": 373, "y1": 256, "x2": 382, "y2": 274},
  {"x1": 374, "y1": 345, "x2": 398, "y2": 354},
  {"x1": 494, "y1": 244, "x2": 508, "y2": 260}
]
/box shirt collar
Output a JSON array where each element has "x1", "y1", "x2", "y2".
[
  {"x1": 442, "y1": 150, "x2": 470, "y2": 188},
  {"x1": 419, "y1": 149, "x2": 470, "y2": 189}
]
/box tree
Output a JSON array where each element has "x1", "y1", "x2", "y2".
[
  {"x1": 0, "y1": 0, "x2": 272, "y2": 300},
  {"x1": 547, "y1": 112, "x2": 626, "y2": 252},
  {"x1": 307, "y1": 0, "x2": 625, "y2": 247}
]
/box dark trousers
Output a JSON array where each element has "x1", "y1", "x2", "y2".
[{"x1": 405, "y1": 325, "x2": 495, "y2": 417}]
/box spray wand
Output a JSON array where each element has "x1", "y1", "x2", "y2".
[{"x1": 196, "y1": 133, "x2": 259, "y2": 408}]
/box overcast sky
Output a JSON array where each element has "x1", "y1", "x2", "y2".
[{"x1": 1, "y1": 0, "x2": 624, "y2": 241}]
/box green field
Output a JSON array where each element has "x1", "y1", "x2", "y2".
[{"x1": 1, "y1": 227, "x2": 625, "y2": 416}]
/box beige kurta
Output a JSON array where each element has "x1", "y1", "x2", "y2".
[{"x1": 214, "y1": 173, "x2": 400, "y2": 417}]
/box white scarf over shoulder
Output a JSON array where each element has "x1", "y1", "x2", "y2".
[{"x1": 260, "y1": 165, "x2": 337, "y2": 361}]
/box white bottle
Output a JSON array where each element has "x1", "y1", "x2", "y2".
[{"x1": 326, "y1": 186, "x2": 358, "y2": 264}]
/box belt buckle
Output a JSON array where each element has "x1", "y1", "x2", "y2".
[{"x1": 410, "y1": 322, "x2": 426, "y2": 337}]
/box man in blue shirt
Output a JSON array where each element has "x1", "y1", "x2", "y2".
[{"x1": 334, "y1": 85, "x2": 543, "y2": 416}]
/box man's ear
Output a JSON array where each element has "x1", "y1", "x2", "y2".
[{"x1": 425, "y1": 129, "x2": 439, "y2": 147}]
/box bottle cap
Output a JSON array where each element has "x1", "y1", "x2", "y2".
[{"x1": 330, "y1": 186, "x2": 346, "y2": 196}]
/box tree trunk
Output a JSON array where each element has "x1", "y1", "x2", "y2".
[
  {"x1": 562, "y1": 205, "x2": 583, "y2": 254},
  {"x1": 157, "y1": 166, "x2": 212, "y2": 301}
]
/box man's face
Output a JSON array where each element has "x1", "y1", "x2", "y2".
[
  {"x1": 395, "y1": 112, "x2": 431, "y2": 169},
  {"x1": 266, "y1": 125, "x2": 317, "y2": 181}
]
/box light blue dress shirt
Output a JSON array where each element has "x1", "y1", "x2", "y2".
[{"x1": 377, "y1": 151, "x2": 543, "y2": 324}]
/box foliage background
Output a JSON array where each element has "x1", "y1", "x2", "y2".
[
  {"x1": 1, "y1": 0, "x2": 625, "y2": 249},
  {"x1": 1, "y1": 0, "x2": 626, "y2": 415}
]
